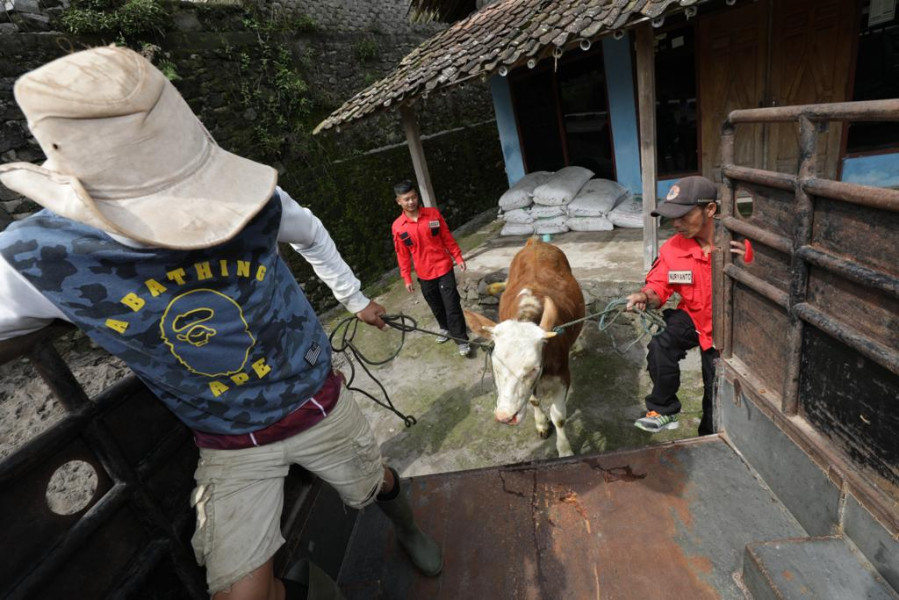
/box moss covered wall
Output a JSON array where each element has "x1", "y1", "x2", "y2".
[{"x1": 0, "y1": 2, "x2": 508, "y2": 312}]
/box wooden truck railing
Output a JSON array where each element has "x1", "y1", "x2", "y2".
[{"x1": 713, "y1": 99, "x2": 899, "y2": 568}]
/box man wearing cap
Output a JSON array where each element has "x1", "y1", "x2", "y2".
[
  {"x1": 626, "y1": 176, "x2": 748, "y2": 435},
  {"x1": 0, "y1": 47, "x2": 442, "y2": 599},
  {"x1": 392, "y1": 180, "x2": 471, "y2": 356}
]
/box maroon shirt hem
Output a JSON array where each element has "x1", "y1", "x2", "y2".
[{"x1": 193, "y1": 370, "x2": 345, "y2": 450}]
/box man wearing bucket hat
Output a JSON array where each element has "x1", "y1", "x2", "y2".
[
  {"x1": 0, "y1": 46, "x2": 442, "y2": 599},
  {"x1": 625, "y1": 176, "x2": 749, "y2": 436}
]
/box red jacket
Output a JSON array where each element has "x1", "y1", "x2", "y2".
[
  {"x1": 392, "y1": 207, "x2": 463, "y2": 283},
  {"x1": 643, "y1": 234, "x2": 714, "y2": 350}
]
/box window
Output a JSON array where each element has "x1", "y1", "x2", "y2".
[
  {"x1": 653, "y1": 25, "x2": 698, "y2": 177},
  {"x1": 510, "y1": 49, "x2": 615, "y2": 179},
  {"x1": 846, "y1": 1, "x2": 899, "y2": 154}
]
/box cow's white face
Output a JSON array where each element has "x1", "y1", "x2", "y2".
[{"x1": 490, "y1": 320, "x2": 551, "y2": 425}]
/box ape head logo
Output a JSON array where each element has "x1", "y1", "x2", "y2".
[
  {"x1": 173, "y1": 308, "x2": 216, "y2": 347},
  {"x1": 160, "y1": 289, "x2": 255, "y2": 377}
]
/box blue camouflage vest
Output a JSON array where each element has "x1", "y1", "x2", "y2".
[{"x1": 0, "y1": 195, "x2": 331, "y2": 434}]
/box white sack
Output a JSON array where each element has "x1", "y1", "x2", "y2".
[
  {"x1": 534, "y1": 215, "x2": 570, "y2": 235},
  {"x1": 501, "y1": 208, "x2": 535, "y2": 224},
  {"x1": 498, "y1": 171, "x2": 552, "y2": 211},
  {"x1": 533, "y1": 166, "x2": 594, "y2": 206},
  {"x1": 566, "y1": 215, "x2": 614, "y2": 232},
  {"x1": 608, "y1": 195, "x2": 644, "y2": 228},
  {"x1": 501, "y1": 222, "x2": 536, "y2": 236},
  {"x1": 528, "y1": 205, "x2": 566, "y2": 219},
  {"x1": 567, "y1": 179, "x2": 629, "y2": 217}
]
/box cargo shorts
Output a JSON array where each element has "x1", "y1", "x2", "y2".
[{"x1": 189, "y1": 389, "x2": 385, "y2": 594}]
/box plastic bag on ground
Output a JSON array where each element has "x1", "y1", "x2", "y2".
[
  {"x1": 608, "y1": 195, "x2": 644, "y2": 228},
  {"x1": 566, "y1": 215, "x2": 614, "y2": 231},
  {"x1": 567, "y1": 179, "x2": 629, "y2": 217},
  {"x1": 532, "y1": 166, "x2": 594, "y2": 206},
  {"x1": 501, "y1": 221, "x2": 536, "y2": 236},
  {"x1": 528, "y1": 205, "x2": 566, "y2": 219},
  {"x1": 498, "y1": 171, "x2": 552, "y2": 211},
  {"x1": 501, "y1": 208, "x2": 535, "y2": 224},
  {"x1": 533, "y1": 215, "x2": 570, "y2": 234}
]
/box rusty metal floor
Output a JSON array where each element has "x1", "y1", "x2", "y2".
[{"x1": 337, "y1": 436, "x2": 808, "y2": 599}]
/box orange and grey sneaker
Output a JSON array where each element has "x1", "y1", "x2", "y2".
[{"x1": 634, "y1": 411, "x2": 679, "y2": 433}]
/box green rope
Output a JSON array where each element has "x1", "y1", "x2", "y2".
[{"x1": 553, "y1": 298, "x2": 667, "y2": 353}]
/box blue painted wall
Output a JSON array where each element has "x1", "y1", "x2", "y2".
[
  {"x1": 602, "y1": 35, "x2": 643, "y2": 195},
  {"x1": 658, "y1": 177, "x2": 679, "y2": 198},
  {"x1": 840, "y1": 153, "x2": 899, "y2": 188},
  {"x1": 489, "y1": 75, "x2": 526, "y2": 187}
]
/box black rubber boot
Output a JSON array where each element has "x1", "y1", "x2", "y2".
[
  {"x1": 376, "y1": 469, "x2": 443, "y2": 577},
  {"x1": 282, "y1": 558, "x2": 345, "y2": 600}
]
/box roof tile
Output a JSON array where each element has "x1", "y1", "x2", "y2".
[{"x1": 314, "y1": 0, "x2": 695, "y2": 133}]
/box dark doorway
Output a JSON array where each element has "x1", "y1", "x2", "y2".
[{"x1": 510, "y1": 49, "x2": 615, "y2": 179}]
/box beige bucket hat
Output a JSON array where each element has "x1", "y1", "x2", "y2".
[{"x1": 0, "y1": 46, "x2": 277, "y2": 249}]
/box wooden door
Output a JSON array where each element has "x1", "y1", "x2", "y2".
[
  {"x1": 767, "y1": 0, "x2": 856, "y2": 178},
  {"x1": 697, "y1": 1, "x2": 768, "y2": 181}
]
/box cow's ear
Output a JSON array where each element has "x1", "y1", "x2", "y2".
[{"x1": 464, "y1": 310, "x2": 497, "y2": 341}]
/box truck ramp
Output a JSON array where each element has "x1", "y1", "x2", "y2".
[{"x1": 337, "y1": 436, "x2": 893, "y2": 599}]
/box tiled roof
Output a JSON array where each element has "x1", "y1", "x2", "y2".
[{"x1": 314, "y1": 0, "x2": 697, "y2": 134}]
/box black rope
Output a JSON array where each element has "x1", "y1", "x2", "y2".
[
  {"x1": 380, "y1": 313, "x2": 493, "y2": 349},
  {"x1": 328, "y1": 315, "x2": 417, "y2": 427},
  {"x1": 328, "y1": 313, "x2": 495, "y2": 427},
  {"x1": 380, "y1": 313, "x2": 498, "y2": 394}
]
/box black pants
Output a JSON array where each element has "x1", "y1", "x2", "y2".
[
  {"x1": 645, "y1": 308, "x2": 718, "y2": 435},
  {"x1": 419, "y1": 269, "x2": 468, "y2": 345}
]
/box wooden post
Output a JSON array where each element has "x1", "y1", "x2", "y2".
[
  {"x1": 718, "y1": 123, "x2": 736, "y2": 360},
  {"x1": 635, "y1": 22, "x2": 658, "y2": 272},
  {"x1": 782, "y1": 115, "x2": 818, "y2": 416},
  {"x1": 400, "y1": 104, "x2": 437, "y2": 208}
]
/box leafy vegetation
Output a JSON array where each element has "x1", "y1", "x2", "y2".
[
  {"x1": 232, "y1": 15, "x2": 313, "y2": 160},
  {"x1": 353, "y1": 38, "x2": 379, "y2": 62},
  {"x1": 60, "y1": 0, "x2": 170, "y2": 41}
]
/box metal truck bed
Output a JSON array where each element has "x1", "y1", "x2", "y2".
[{"x1": 337, "y1": 436, "x2": 805, "y2": 599}]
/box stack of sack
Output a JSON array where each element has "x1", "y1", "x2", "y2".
[
  {"x1": 498, "y1": 166, "x2": 595, "y2": 236},
  {"x1": 497, "y1": 168, "x2": 645, "y2": 235},
  {"x1": 531, "y1": 166, "x2": 594, "y2": 234},
  {"x1": 498, "y1": 171, "x2": 550, "y2": 236},
  {"x1": 565, "y1": 179, "x2": 630, "y2": 231}
]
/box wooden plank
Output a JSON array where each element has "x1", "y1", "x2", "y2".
[
  {"x1": 732, "y1": 282, "x2": 791, "y2": 399},
  {"x1": 766, "y1": 0, "x2": 855, "y2": 178},
  {"x1": 697, "y1": 0, "x2": 767, "y2": 180},
  {"x1": 635, "y1": 22, "x2": 658, "y2": 272},
  {"x1": 400, "y1": 104, "x2": 437, "y2": 208},
  {"x1": 799, "y1": 326, "x2": 899, "y2": 492}
]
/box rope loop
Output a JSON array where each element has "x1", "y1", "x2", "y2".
[
  {"x1": 328, "y1": 313, "x2": 493, "y2": 427},
  {"x1": 551, "y1": 298, "x2": 667, "y2": 352},
  {"x1": 328, "y1": 315, "x2": 416, "y2": 426}
]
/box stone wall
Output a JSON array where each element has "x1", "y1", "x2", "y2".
[
  {"x1": 0, "y1": 1, "x2": 508, "y2": 311},
  {"x1": 279, "y1": 0, "x2": 443, "y2": 35}
]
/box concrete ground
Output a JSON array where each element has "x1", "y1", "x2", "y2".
[{"x1": 325, "y1": 218, "x2": 705, "y2": 478}]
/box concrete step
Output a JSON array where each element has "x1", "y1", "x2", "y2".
[{"x1": 744, "y1": 536, "x2": 899, "y2": 600}]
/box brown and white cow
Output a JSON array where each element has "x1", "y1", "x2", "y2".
[{"x1": 465, "y1": 238, "x2": 585, "y2": 457}]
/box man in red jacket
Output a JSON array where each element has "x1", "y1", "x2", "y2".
[
  {"x1": 392, "y1": 180, "x2": 471, "y2": 356},
  {"x1": 626, "y1": 176, "x2": 748, "y2": 436}
]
